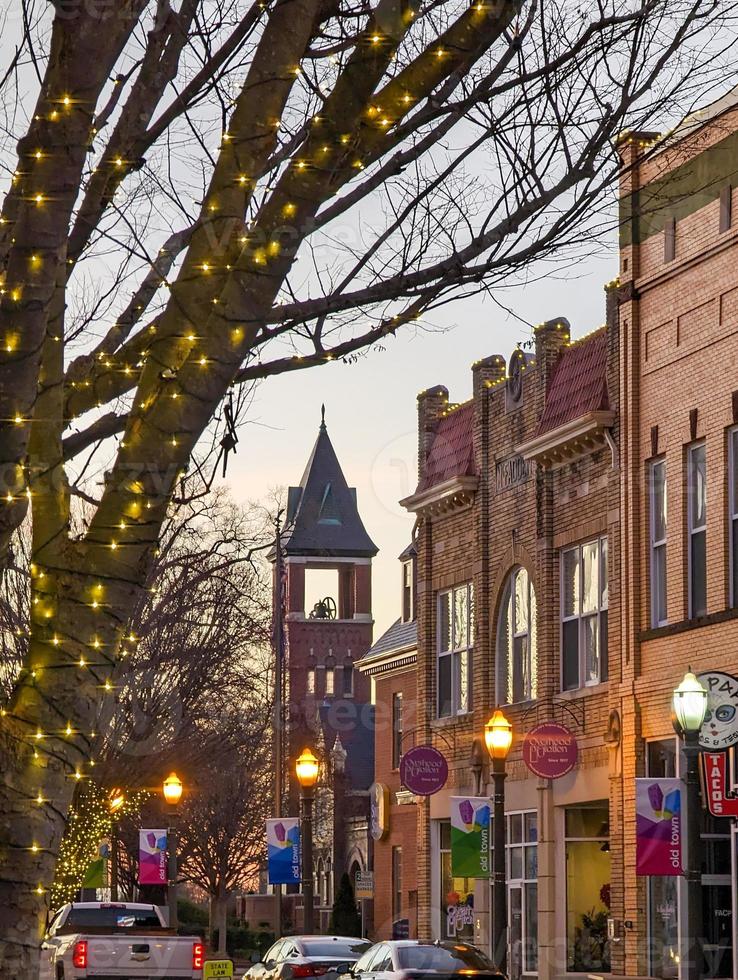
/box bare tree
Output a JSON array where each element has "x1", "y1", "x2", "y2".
[
  {"x1": 179, "y1": 737, "x2": 273, "y2": 955},
  {"x1": 0, "y1": 0, "x2": 736, "y2": 974}
]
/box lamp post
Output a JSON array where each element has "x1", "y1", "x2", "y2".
[
  {"x1": 296, "y1": 748, "x2": 319, "y2": 934},
  {"x1": 163, "y1": 772, "x2": 184, "y2": 932},
  {"x1": 108, "y1": 788, "x2": 125, "y2": 901},
  {"x1": 672, "y1": 669, "x2": 708, "y2": 980},
  {"x1": 484, "y1": 710, "x2": 513, "y2": 974}
]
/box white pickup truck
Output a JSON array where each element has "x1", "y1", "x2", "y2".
[{"x1": 39, "y1": 901, "x2": 205, "y2": 979}]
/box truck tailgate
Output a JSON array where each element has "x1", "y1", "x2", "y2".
[{"x1": 83, "y1": 934, "x2": 198, "y2": 976}]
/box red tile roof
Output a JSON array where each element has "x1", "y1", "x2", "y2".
[
  {"x1": 417, "y1": 401, "x2": 476, "y2": 492},
  {"x1": 535, "y1": 329, "x2": 609, "y2": 436}
]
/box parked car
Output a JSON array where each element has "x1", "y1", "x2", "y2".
[
  {"x1": 39, "y1": 902, "x2": 206, "y2": 979},
  {"x1": 243, "y1": 936, "x2": 372, "y2": 980},
  {"x1": 349, "y1": 940, "x2": 506, "y2": 980}
]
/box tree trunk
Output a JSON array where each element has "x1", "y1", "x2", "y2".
[{"x1": 209, "y1": 891, "x2": 229, "y2": 956}]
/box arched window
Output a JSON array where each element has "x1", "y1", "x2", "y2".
[{"x1": 497, "y1": 567, "x2": 537, "y2": 704}]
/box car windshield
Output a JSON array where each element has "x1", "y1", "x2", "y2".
[
  {"x1": 397, "y1": 945, "x2": 494, "y2": 972},
  {"x1": 301, "y1": 940, "x2": 372, "y2": 958},
  {"x1": 61, "y1": 907, "x2": 162, "y2": 932}
]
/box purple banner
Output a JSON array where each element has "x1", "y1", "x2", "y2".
[
  {"x1": 635, "y1": 779, "x2": 683, "y2": 876},
  {"x1": 139, "y1": 828, "x2": 168, "y2": 886}
]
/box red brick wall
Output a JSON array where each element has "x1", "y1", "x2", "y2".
[{"x1": 372, "y1": 667, "x2": 419, "y2": 939}]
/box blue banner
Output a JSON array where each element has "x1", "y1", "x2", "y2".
[{"x1": 266, "y1": 818, "x2": 301, "y2": 885}]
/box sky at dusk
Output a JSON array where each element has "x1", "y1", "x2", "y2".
[{"x1": 226, "y1": 247, "x2": 616, "y2": 640}]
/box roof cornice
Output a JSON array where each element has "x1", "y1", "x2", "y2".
[
  {"x1": 517, "y1": 410, "x2": 616, "y2": 468},
  {"x1": 399, "y1": 474, "x2": 479, "y2": 517}
]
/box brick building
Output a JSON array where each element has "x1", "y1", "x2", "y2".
[
  {"x1": 612, "y1": 89, "x2": 738, "y2": 979},
  {"x1": 358, "y1": 544, "x2": 419, "y2": 940},
  {"x1": 399, "y1": 312, "x2": 620, "y2": 980},
  {"x1": 276, "y1": 411, "x2": 377, "y2": 929}
]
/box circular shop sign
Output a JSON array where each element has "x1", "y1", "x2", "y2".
[
  {"x1": 400, "y1": 745, "x2": 448, "y2": 796},
  {"x1": 697, "y1": 670, "x2": 738, "y2": 751},
  {"x1": 523, "y1": 723, "x2": 578, "y2": 779}
]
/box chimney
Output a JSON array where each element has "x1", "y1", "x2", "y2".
[{"x1": 417, "y1": 385, "x2": 448, "y2": 486}]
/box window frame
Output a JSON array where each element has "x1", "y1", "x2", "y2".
[
  {"x1": 506, "y1": 810, "x2": 538, "y2": 977},
  {"x1": 687, "y1": 441, "x2": 707, "y2": 619},
  {"x1": 436, "y1": 582, "x2": 474, "y2": 718},
  {"x1": 324, "y1": 665, "x2": 335, "y2": 696},
  {"x1": 392, "y1": 692, "x2": 403, "y2": 769},
  {"x1": 649, "y1": 458, "x2": 668, "y2": 627},
  {"x1": 496, "y1": 566, "x2": 538, "y2": 705},
  {"x1": 402, "y1": 559, "x2": 415, "y2": 623},
  {"x1": 392, "y1": 846, "x2": 403, "y2": 922},
  {"x1": 560, "y1": 537, "x2": 609, "y2": 691}
]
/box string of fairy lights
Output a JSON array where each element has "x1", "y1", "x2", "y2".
[{"x1": 0, "y1": 1, "x2": 506, "y2": 902}]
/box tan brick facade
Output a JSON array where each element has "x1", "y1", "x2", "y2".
[
  {"x1": 614, "y1": 99, "x2": 738, "y2": 980},
  {"x1": 401, "y1": 311, "x2": 621, "y2": 979}
]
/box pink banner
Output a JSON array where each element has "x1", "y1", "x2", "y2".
[
  {"x1": 139, "y1": 828, "x2": 168, "y2": 885},
  {"x1": 635, "y1": 779, "x2": 683, "y2": 876}
]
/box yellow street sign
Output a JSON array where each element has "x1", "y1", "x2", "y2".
[{"x1": 204, "y1": 961, "x2": 234, "y2": 979}]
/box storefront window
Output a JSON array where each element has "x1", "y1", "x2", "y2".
[
  {"x1": 702, "y1": 813, "x2": 733, "y2": 980},
  {"x1": 565, "y1": 805, "x2": 611, "y2": 972},
  {"x1": 507, "y1": 811, "x2": 538, "y2": 980},
  {"x1": 440, "y1": 820, "x2": 474, "y2": 940}
]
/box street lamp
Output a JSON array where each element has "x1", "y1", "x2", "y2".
[
  {"x1": 296, "y1": 748, "x2": 319, "y2": 934},
  {"x1": 672, "y1": 670, "x2": 708, "y2": 980},
  {"x1": 108, "y1": 788, "x2": 125, "y2": 902},
  {"x1": 484, "y1": 710, "x2": 513, "y2": 973},
  {"x1": 163, "y1": 772, "x2": 184, "y2": 931}
]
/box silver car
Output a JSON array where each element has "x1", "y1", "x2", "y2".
[
  {"x1": 244, "y1": 936, "x2": 372, "y2": 980},
  {"x1": 350, "y1": 940, "x2": 505, "y2": 980}
]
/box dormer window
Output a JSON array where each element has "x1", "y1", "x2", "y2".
[{"x1": 402, "y1": 559, "x2": 415, "y2": 622}]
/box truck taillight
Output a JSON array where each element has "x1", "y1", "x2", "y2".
[
  {"x1": 72, "y1": 940, "x2": 88, "y2": 968},
  {"x1": 193, "y1": 941, "x2": 205, "y2": 970}
]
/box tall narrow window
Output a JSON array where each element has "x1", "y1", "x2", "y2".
[
  {"x1": 392, "y1": 846, "x2": 403, "y2": 921},
  {"x1": 650, "y1": 459, "x2": 668, "y2": 627},
  {"x1": 664, "y1": 216, "x2": 676, "y2": 262},
  {"x1": 342, "y1": 663, "x2": 354, "y2": 696},
  {"x1": 392, "y1": 692, "x2": 403, "y2": 768},
  {"x1": 720, "y1": 185, "x2": 733, "y2": 233},
  {"x1": 497, "y1": 567, "x2": 538, "y2": 704},
  {"x1": 561, "y1": 538, "x2": 609, "y2": 690},
  {"x1": 437, "y1": 583, "x2": 474, "y2": 717},
  {"x1": 730, "y1": 429, "x2": 738, "y2": 607},
  {"x1": 307, "y1": 667, "x2": 316, "y2": 695},
  {"x1": 687, "y1": 443, "x2": 707, "y2": 618},
  {"x1": 325, "y1": 666, "x2": 335, "y2": 696},
  {"x1": 402, "y1": 560, "x2": 414, "y2": 622}
]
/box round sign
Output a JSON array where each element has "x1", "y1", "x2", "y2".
[
  {"x1": 697, "y1": 670, "x2": 738, "y2": 751},
  {"x1": 400, "y1": 745, "x2": 448, "y2": 796},
  {"x1": 523, "y1": 723, "x2": 578, "y2": 779}
]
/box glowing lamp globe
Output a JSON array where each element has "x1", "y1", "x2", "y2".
[
  {"x1": 163, "y1": 772, "x2": 183, "y2": 806},
  {"x1": 484, "y1": 710, "x2": 513, "y2": 761},
  {"x1": 672, "y1": 670, "x2": 708, "y2": 734},
  {"x1": 296, "y1": 748, "x2": 319, "y2": 788}
]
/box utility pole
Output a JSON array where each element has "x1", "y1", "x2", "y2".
[{"x1": 273, "y1": 511, "x2": 285, "y2": 934}]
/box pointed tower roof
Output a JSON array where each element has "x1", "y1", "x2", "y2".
[{"x1": 283, "y1": 407, "x2": 378, "y2": 558}]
